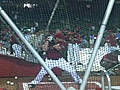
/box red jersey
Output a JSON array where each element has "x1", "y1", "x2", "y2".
[
  {"x1": 46, "y1": 41, "x2": 67, "y2": 60},
  {"x1": 106, "y1": 34, "x2": 117, "y2": 46}
]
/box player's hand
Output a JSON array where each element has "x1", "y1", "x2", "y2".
[{"x1": 53, "y1": 44, "x2": 61, "y2": 50}]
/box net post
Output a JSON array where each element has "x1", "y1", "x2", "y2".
[{"x1": 80, "y1": 0, "x2": 116, "y2": 90}]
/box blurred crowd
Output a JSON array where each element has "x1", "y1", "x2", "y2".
[{"x1": 0, "y1": 25, "x2": 120, "y2": 59}]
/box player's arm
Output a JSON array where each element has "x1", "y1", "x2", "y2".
[{"x1": 41, "y1": 40, "x2": 49, "y2": 51}]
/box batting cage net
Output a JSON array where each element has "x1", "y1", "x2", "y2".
[{"x1": 0, "y1": 0, "x2": 120, "y2": 90}]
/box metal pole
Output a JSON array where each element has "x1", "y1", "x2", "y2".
[
  {"x1": 80, "y1": 0, "x2": 116, "y2": 90},
  {"x1": 101, "y1": 71, "x2": 105, "y2": 90},
  {"x1": 0, "y1": 6, "x2": 66, "y2": 90},
  {"x1": 105, "y1": 71, "x2": 111, "y2": 90},
  {"x1": 45, "y1": 0, "x2": 60, "y2": 30}
]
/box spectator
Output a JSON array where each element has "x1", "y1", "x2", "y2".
[
  {"x1": 67, "y1": 32, "x2": 83, "y2": 65},
  {"x1": 11, "y1": 34, "x2": 22, "y2": 58},
  {"x1": 106, "y1": 30, "x2": 119, "y2": 52}
]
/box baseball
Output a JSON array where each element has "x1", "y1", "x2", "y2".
[
  {"x1": 7, "y1": 81, "x2": 11, "y2": 84},
  {"x1": 10, "y1": 82, "x2": 14, "y2": 85},
  {"x1": 15, "y1": 76, "x2": 18, "y2": 79}
]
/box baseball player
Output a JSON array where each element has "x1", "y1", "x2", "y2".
[{"x1": 28, "y1": 32, "x2": 82, "y2": 88}]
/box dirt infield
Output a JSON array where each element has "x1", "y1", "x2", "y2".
[
  {"x1": 0, "y1": 75, "x2": 120, "y2": 90},
  {"x1": 19, "y1": 81, "x2": 101, "y2": 90}
]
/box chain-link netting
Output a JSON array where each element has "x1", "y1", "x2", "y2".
[{"x1": 0, "y1": 0, "x2": 120, "y2": 90}]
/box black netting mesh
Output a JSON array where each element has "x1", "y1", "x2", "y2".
[{"x1": 0, "y1": 0, "x2": 120, "y2": 90}]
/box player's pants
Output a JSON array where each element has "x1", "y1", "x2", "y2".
[
  {"x1": 68, "y1": 43, "x2": 81, "y2": 64},
  {"x1": 12, "y1": 44, "x2": 22, "y2": 58},
  {"x1": 31, "y1": 57, "x2": 82, "y2": 84}
]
